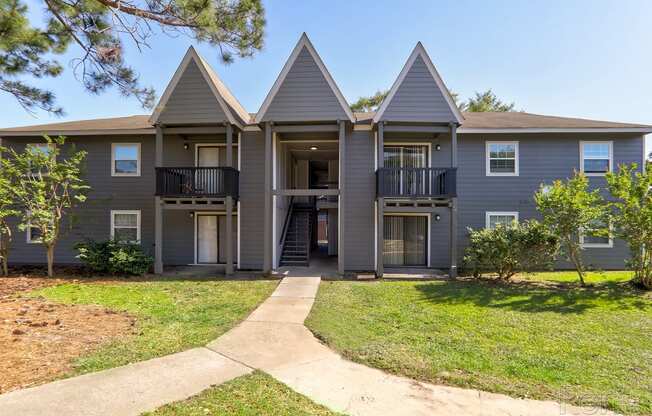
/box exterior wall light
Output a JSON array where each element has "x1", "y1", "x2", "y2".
[
  {"x1": 183, "y1": 142, "x2": 190, "y2": 150},
  {"x1": 435, "y1": 144, "x2": 442, "y2": 151},
  {"x1": 434, "y1": 214, "x2": 441, "y2": 221},
  {"x1": 310, "y1": 146, "x2": 318, "y2": 151},
  {"x1": 189, "y1": 212, "x2": 194, "y2": 218}
]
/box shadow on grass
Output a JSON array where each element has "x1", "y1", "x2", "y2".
[{"x1": 414, "y1": 279, "x2": 651, "y2": 314}]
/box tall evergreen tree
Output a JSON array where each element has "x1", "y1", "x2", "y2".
[{"x1": 0, "y1": 0, "x2": 265, "y2": 114}]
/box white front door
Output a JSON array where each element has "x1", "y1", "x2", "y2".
[{"x1": 197, "y1": 215, "x2": 218, "y2": 264}]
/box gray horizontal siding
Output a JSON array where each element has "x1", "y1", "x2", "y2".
[
  {"x1": 158, "y1": 60, "x2": 228, "y2": 124},
  {"x1": 3, "y1": 136, "x2": 156, "y2": 265},
  {"x1": 261, "y1": 46, "x2": 348, "y2": 122},
  {"x1": 343, "y1": 130, "x2": 375, "y2": 270},
  {"x1": 239, "y1": 131, "x2": 264, "y2": 269},
  {"x1": 457, "y1": 133, "x2": 644, "y2": 270},
  {"x1": 381, "y1": 55, "x2": 457, "y2": 123}
]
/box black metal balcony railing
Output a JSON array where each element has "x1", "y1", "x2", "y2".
[
  {"x1": 156, "y1": 167, "x2": 239, "y2": 199},
  {"x1": 376, "y1": 167, "x2": 456, "y2": 198}
]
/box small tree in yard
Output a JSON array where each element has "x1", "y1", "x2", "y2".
[
  {"x1": 606, "y1": 163, "x2": 652, "y2": 289},
  {"x1": 2, "y1": 136, "x2": 89, "y2": 277},
  {"x1": 0, "y1": 173, "x2": 18, "y2": 276},
  {"x1": 534, "y1": 172, "x2": 609, "y2": 286},
  {"x1": 463, "y1": 220, "x2": 559, "y2": 280}
]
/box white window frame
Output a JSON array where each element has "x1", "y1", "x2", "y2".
[
  {"x1": 486, "y1": 141, "x2": 519, "y2": 177},
  {"x1": 580, "y1": 141, "x2": 613, "y2": 177},
  {"x1": 110, "y1": 210, "x2": 141, "y2": 243},
  {"x1": 580, "y1": 222, "x2": 614, "y2": 249},
  {"x1": 26, "y1": 218, "x2": 42, "y2": 244},
  {"x1": 111, "y1": 143, "x2": 141, "y2": 177},
  {"x1": 26, "y1": 143, "x2": 55, "y2": 176},
  {"x1": 485, "y1": 211, "x2": 519, "y2": 229}
]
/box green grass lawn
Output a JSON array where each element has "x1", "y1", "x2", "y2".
[
  {"x1": 32, "y1": 278, "x2": 276, "y2": 375},
  {"x1": 517, "y1": 270, "x2": 634, "y2": 284},
  {"x1": 143, "y1": 371, "x2": 340, "y2": 416},
  {"x1": 305, "y1": 273, "x2": 652, "y2": 415}
]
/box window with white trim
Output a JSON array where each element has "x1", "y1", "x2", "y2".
[
  {"x1": 486, "y1": 212, "x2": 519, "y2": 229},
  {"x1": 27, "y1": 143, "x2": 55, "y2": 175},
  {"x1": 111, "y1": 143, "x2": 141, "y2": 176},
  {"x1": 580, "y1": 220, "x2": 613, "y2": 248},
  {"x1": 580, "y1": 141, "x2": 612, "y2": 176},
  {"x1": 486, "y1": 141, "x2": 518, "y2": 176},
  {"x1": 111, "y1": 210, "x2": 141, "y2": 243},
  {"x1": 26, "y1": 221, "x2": 43, "y2": 244}
]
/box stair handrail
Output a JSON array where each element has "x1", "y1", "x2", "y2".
[{"x1": 279, "y1": 196, "x2": 295, "y2": 246}]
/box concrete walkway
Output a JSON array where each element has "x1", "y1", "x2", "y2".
[
  {"x1": 210, "y1": 275, "x2": 614, "y2": 416},
  {"x1": 0, "y1": 275, "x2": 617, "y2": 416}
]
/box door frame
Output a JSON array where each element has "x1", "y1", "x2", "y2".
[
  {"x1": 194, "y1": 143, "x2": 220, "y2": 167},
  {"x1": 192, "y1": 211, "x2": 239, "y2": 265},
  {"x1": 382, "y1": 212, "x2": 431, "y2": 268}
]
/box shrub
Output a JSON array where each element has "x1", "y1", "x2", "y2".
[
  {"x1": 463, "y1": 220, "x2": 559, "y2": 280},
  {"x1": 75, "y1": 239, "x2": 153, "y2": 276}
]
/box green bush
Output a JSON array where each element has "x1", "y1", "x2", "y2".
[
  {"x1": 75, "y1": 239, "x2": 153, "y2": 276},
  {"x1": 463, "y1": 220, "x2": 559, "y2": 280}
]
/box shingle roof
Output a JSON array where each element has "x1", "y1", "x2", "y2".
[{"x1": 1, "y1": 112, "x2": 650, "y2": 136}]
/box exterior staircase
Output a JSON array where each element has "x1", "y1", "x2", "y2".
[{"x1": 280, "y1": 205, "x2": 313, "y2": 267}]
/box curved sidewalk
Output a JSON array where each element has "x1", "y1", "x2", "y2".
[
  {"x1": 0, "y1": 275, "x2": 616, "y2": 416},
  {"x1": 209, "y1": 275, "x2": 613, "y2": 416}
]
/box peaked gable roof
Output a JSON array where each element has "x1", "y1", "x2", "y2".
[
  {"x1": 150, "y1": 47, "x2": 250, "y2": 127},
  {"x1": 373, "y1": 42, "x2": 463, "y2": 124},
  {"x1": 255, "y1": 33, "x2": 354, "y2": 123}
]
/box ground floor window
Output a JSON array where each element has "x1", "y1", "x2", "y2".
[
  {"x1": 485, "y1": 211, "x2": 519, "y2": 229},
  {"x1": 383, "y1": 215, "x2": 427, "y2": 266},
  {"x1": 111, "y1": 210, "x2": 141, "y2": 243},
  {"x1": 580, "y1": 220, "x2": 613, "y2": 248}
]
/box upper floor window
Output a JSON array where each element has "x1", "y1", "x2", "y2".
[
  {"x1": 27, "y1": 143, "x2": 55, "y2": 175},
  {"x1": 112, "y1": 143, "x2": 141, "y2": 176},
  {"x1": 110, "y1": 210, "x2": 141, "y2": 243},
  {"x1": 486, "y1": 141, "x2": 519, "y2": 176},
  {"x1": 580, "y1": 141, "x2": 612, "y2": 176},
  {"x1": 486, "y1": 211, "x2": 519, "y2": 229}
]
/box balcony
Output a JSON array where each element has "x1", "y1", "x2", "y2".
[
  {"x1": 376, "y1": 167, "x2": 456, "y2": 198},
  {"x1": 156, "y1": 167, "x2": 239, "y2": 199}
]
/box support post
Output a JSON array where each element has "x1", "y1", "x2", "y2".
[
  {"x1": 338, "y1": 120, "x2": 346, "y2": 275},
  {"x1": 154, "y1": 125, "x2": 163, "y2": 274},
  {"x1": 376, "y1": 122, "x2": 385, "y2": 277},
  {"x1": 263, "y1": 122, "x2": 273, "y2": 274},
  {"x1": 449, "y1": 123, "x2": 458, "y2": 278},
  {"x1": 225, "y1": 123, "x2": 234, "y2": 275}
]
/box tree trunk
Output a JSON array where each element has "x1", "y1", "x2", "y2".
[
  {"x1": 46, "y1": 244, "x2": 55, "y2": 278},
  {"x1": 567, "y1": 244, "x2": 585, "y2": 286},
  {"x1": 1, "y1": 257, "x2": 7, "y2": 277}
]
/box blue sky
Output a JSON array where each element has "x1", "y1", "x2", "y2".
[{"x1": 2, "y1": 0, "x2": 652, "y2": 148}]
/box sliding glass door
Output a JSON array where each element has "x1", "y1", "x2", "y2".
[
  {"x1": 383, "y1": 145, "x2": 429, "y2": 195},
  {"x1": 383, "y1": 215, "x2": 427, "y2": 266}
]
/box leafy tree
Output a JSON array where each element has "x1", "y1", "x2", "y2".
[
  {"x1": 460, "y1": 89, "x2": 515, "y2": 112},
  {"x1": 464, "y1": 219, "x2": 559, "y2": 280},
  {"x1": 1, "y1": 0, "x2": 265, "y2": 114},
  {"x1": 2, "y1": 136, "x2": 90, "y2": 277},
  {"x1": 0, "y1": 172, "x2": 18, "y2": 276},
  {"x1": 534, "y1": 172, "x2": 609, "y2": 285},
  {"x1": 350, "y1": 90, "x2": 388, "y2": 112},
  {"x1": 605, "y1": 163, "x2": 652, "y2": 289}
]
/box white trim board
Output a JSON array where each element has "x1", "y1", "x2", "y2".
[
  {"x1": 111, "y1": 142, "x2": 141, "y2": 177},
  {"x1": 580, "y1": 140, "x2": 613, "y2": 177},
  {"x1": 485, "y1": 211, "x2": 519, "y2": 229},
  {"x1": 373, "y1": 42, "x2": 463, "y2": 124},
  {"x1": 255, "y1": 33, "x2": 354, "y2": 123},
  {"x1": 486, "y1": 141, "x2": 519, "y2": 177}
]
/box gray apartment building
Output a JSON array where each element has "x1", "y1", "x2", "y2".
[{"x1": 1, "y1": 33, "x2": 649, "y2": 277}]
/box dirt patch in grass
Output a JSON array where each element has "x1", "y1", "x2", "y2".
[{"x1": 0, "y1": 277, "x2": 136, "y2": 393}]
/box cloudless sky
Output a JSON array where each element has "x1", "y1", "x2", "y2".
[{"x1": 2, "y1": 0, "x2": 652, "y2": 149}]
